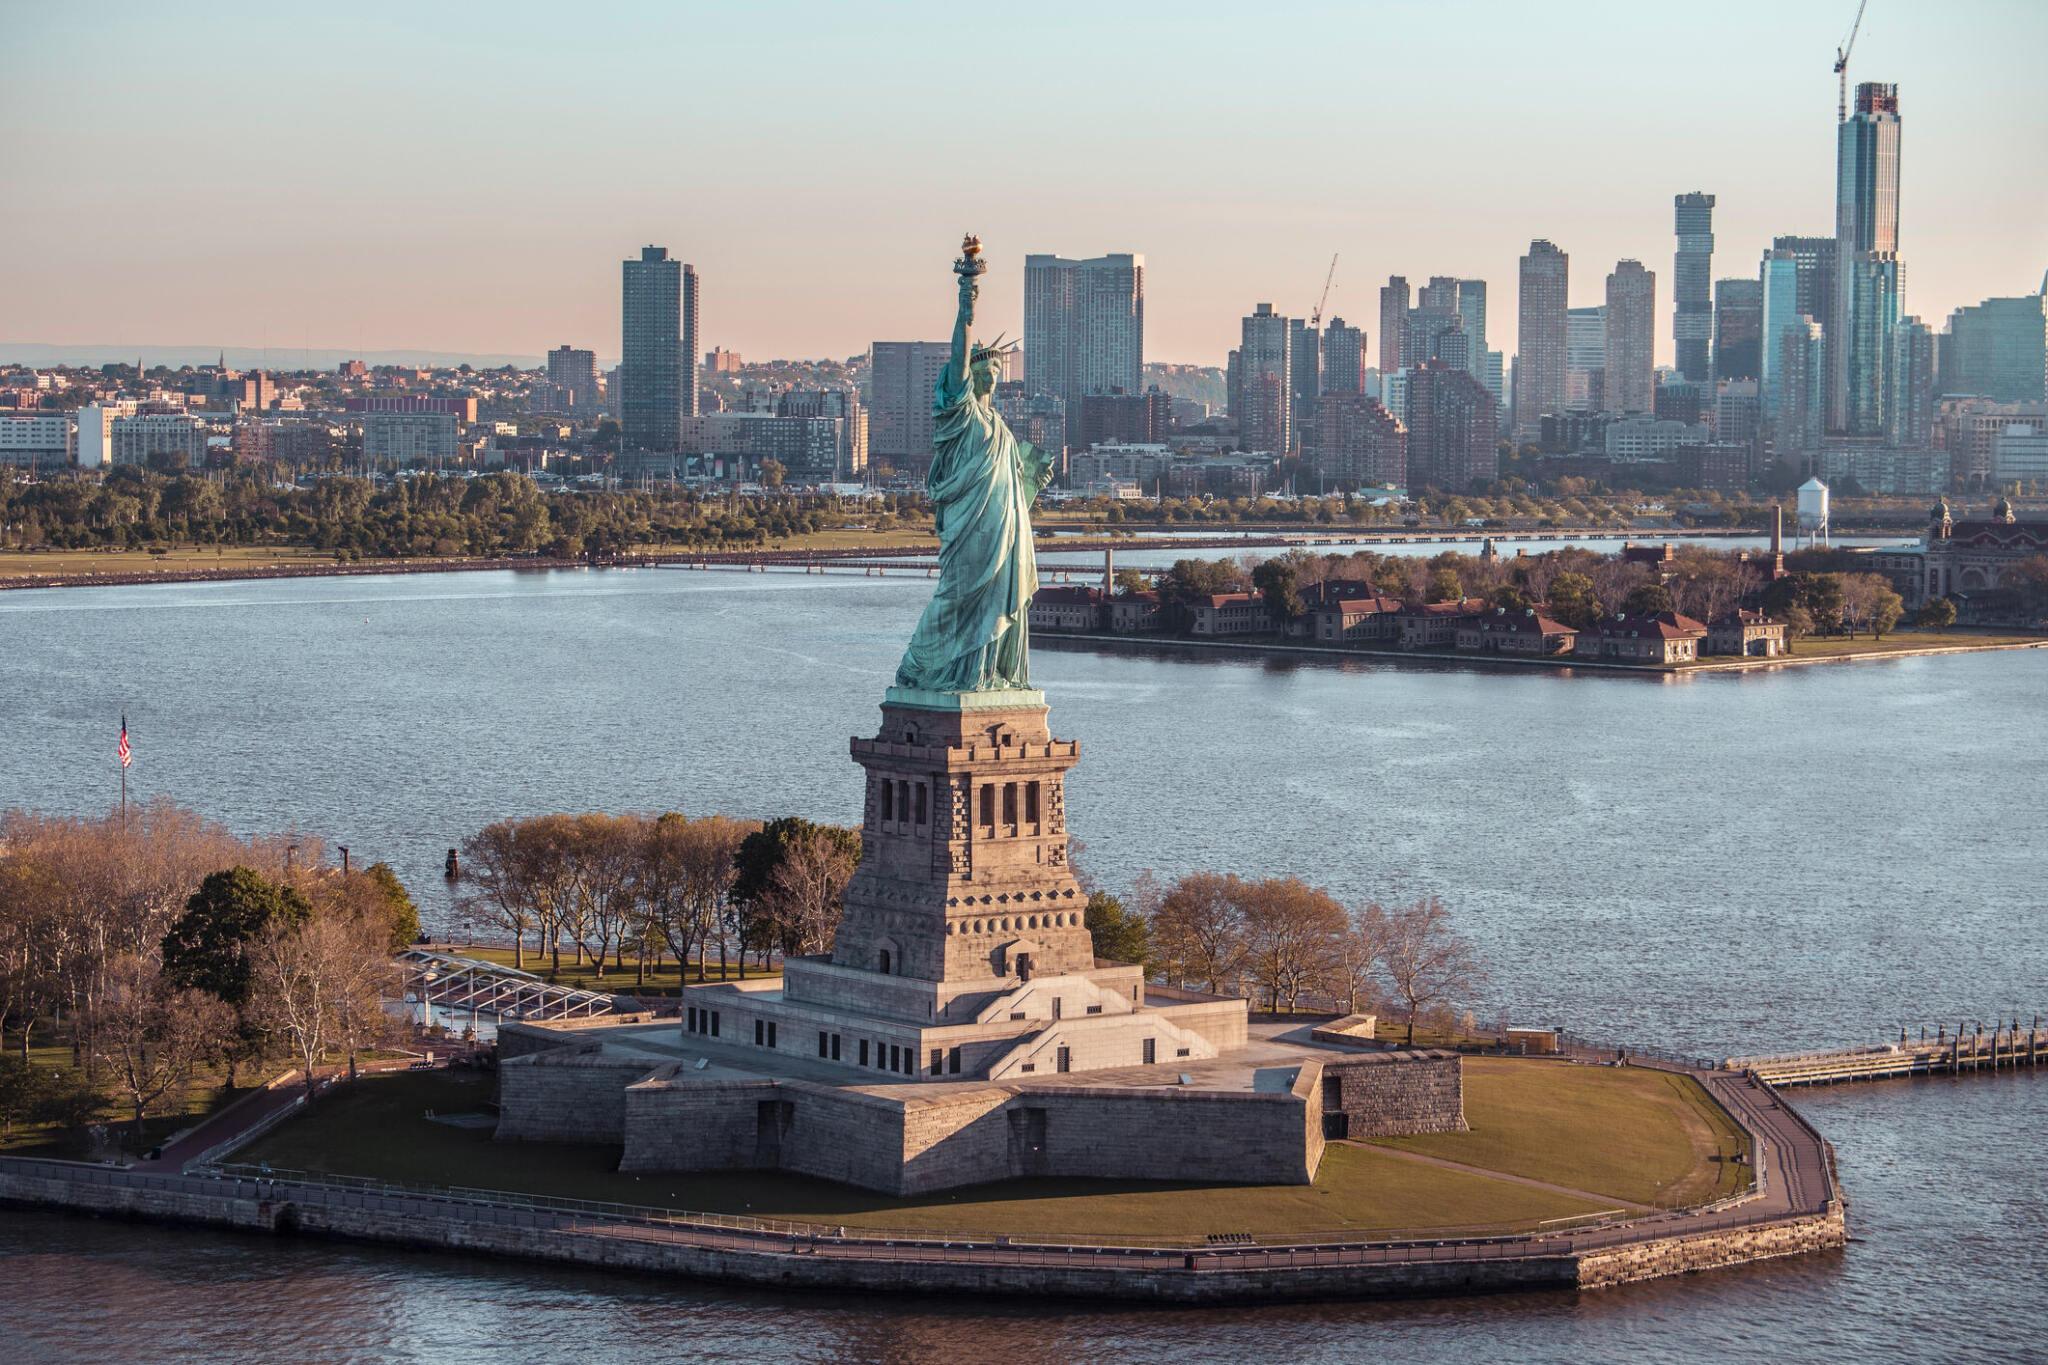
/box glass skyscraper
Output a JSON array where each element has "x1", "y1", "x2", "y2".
[
  {"x1": 1673, "y1": 193, "x2": 1716, "y2": 383},
  {"x1": 1830, "y1": 83, "x2": 1903, "y2": 434}
]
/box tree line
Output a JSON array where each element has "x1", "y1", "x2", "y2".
[
  {"x1": 1153, "y1": 544, "x2": 1917, "y2": 639},
  {"x1": 0, "y1": 802, "x2": 420, "y2": 1143},
  {"x1": 0, "y1": 466, "x2": 929, "y2": 560},
  {"x1": 456, "y1": 812, "x2": 860, "y2": 983},
  {"x1": 1083, "y1": 874, "x2": 1486, "y2": 1042}
]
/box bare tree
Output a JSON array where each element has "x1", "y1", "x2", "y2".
[
  {"x1": 251, "y1": 914, "x2": 386, "y2": 1106},
  {"x1": 1379, "y1": 895, "x2": 1488, "y2": 1046},
  {"x1": 457, "y1": 819, "x2": 541, "y2": 969},
  {"x1": 1330, "y1": 901, "x2": 1393, "y2": 1015},
  {"x1": 1149, "y1": 872, "x2": 1247, "y2": 995},
  {"x1": 1237, "y1": 877, "x2": 1348, "y2": 1012},
  {"x1": 762, "y1": 825, "x2": 857, "y2": 957},
  {"x1": 91, "y1": 953, "x2": 234, "y2": 1137}
]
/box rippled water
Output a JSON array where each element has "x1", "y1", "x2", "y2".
[{"x1": 0, "y1": 564, "x2": 2042, "y2": 1362}]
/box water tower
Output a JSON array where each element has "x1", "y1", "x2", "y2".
[{"x1": 1797, "y1": 476, "x2": 1831, "y2": 547}]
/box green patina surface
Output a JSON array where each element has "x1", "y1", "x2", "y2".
[{"x1": 893, "y1": 242, "x2": 1056, "y2": 695}]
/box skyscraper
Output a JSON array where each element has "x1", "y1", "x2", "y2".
[
  {"x1": 1940, "y1": 292, "x2": 2048, "y2": 400},
  {"x1": 1605, "y1": 260, "x2": 1657, "y2": 414},
  {"x1": 1238, "y1": 303, "x2": 1292, "y2": 456},
  {"x1": 1403, "y1": 360, "x2": 1498, "y2": 492},
  {"x1": 1289, "y1": 316, "x2": 1321, "y2": 438},
  {"x1": 1378, "y1": 276, "x2": 1409, "y2": 374},
  {"x1": 1515, "y1": 240, "x2": 1569, "y2": 437},
  {"x1": 868, "y1": 341, "x2": 952, "y2": 474},
  {"x1": 1759, "y1": 248, "x2": 1805, "y2": 427},
  {"x1": 1713, "y1": 278, "x2": 1763, "y2": 383},
  {"x1": 1831, "y1": 82, "x2": 1903, "y2": 433},
  {"x1": 1844, "y1": 251, "x2": 1903, "y2": 435},
  {"x1": 1566, "y1": 305, "x2": 1606, "y2": 411},
  {"x1": 1673, "y1": 192, "x2": 1716, "y2": 383},
  {"x1": 1314, "y1": 394, "x2": 1405, "y2": 490},
  {"x1": 1322, "y1": 318, "x2": 1365, "y2": 396},
  {"x1": 545, "y1": 344, "x2": 599, "y2": 413},
  {"x1": 621, "y1": 245, "x2": 684, "y2": 452},
  {"x1": 1022, "y1": 253, "x2": 1144, "y2": 446},
  {"x1": 1888, "y1": 315, "x2": 1936, "y2": 447}
]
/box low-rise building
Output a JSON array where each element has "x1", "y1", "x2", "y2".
[
  {"x1": 1454, "y1": 607, "x2": 1578, "y2": 655},
  {"x1": 1106, "y1": 592, "x2": 1162, "y2": 633},
  {"x1": 1398, "y1": 598, "x2": 1487, "y2": 649},
  {"x1": 1028, "y1": 586, "x2": 1104, "y2": 631},
  {"x1": 1312, "y1": 592, "x2": 1404, "y2": 643},
  {"x1": 1705, "y1": 609, "x2": 1787, "y2": 657},
  {"x1": 1188, "y1": 592, "x2": 1275, "y2": 636},
  {"x1": 1586, "y1": 611, "x2": 1708, "y2": 664}
]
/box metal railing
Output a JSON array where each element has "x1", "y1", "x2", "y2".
[{"x1": 3, "y1": 1153, "x2": 1838, "y2": 1275}]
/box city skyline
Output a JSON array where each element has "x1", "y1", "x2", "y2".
[{"x1": 2, "y1": 1, "x2": 2044, "y2": 370}]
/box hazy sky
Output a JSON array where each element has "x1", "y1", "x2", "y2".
[{"x1": 4, "y1": 1, "x2": 2044, "y2": 368}]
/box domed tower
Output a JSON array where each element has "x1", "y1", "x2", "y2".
[
  {"x1": 1929, "y1": 496, "x2": 1952, "y2": 543},
  {"x1": 1992, "y1": 494, "x2": 2016, "y2": 524}
]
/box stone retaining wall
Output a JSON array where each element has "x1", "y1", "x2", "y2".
[
  {"x1": 1576, "y1": 1209, "x2": 1847, "y2": 1289},
  {"x1": 494, "y1": 1047, "x2": 655, "y2": 1142},
  {"x1": 0, "y1": 1161, "x2": 1844, "y2": 1304},
  {"x1": 616, "y1": 1070, "x2": 1321, "y2": 1194},
  {"x1": 1321, "y1": 1052, "x2": 1467, "y2": 1137}
]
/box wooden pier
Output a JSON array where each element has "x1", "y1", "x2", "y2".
[{"x1": 1725, "y1": 1019, "x2": 2045, "y2": 1087}]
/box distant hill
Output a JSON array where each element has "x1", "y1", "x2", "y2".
[{"x1": 0, "y1": 343, "x2": 555, "y2": 371}]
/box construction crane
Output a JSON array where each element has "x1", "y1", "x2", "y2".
[
  {"x1": 1835, "y1": 0, "x2": 1870, "y2": 124},
  {"x1": 1308, "y1": 253, "x2": 1339, "y2": 330}
]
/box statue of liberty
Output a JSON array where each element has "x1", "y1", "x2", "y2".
[{"x1": 892, "y1": 236, "x2": 1057, "y2": 695}]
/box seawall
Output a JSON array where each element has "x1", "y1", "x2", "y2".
[{"x1": 0, "y1": 1157, "x2": 1843, "y2": 1305}]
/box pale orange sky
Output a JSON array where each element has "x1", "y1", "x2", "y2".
[{"x1": 3, "y1": 1, "x2": 2043, "y2": 368}]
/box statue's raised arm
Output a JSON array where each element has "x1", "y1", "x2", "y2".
[{"x1": 890, "y1": 236, "x2": 1044, "y2": 699}]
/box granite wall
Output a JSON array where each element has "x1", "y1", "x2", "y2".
[
  {"x1": 1320, "y1": 1052, "x2": 1466, "y2": 1138},
  {"x1": 494, "y1": 1047, "x2": 657, "y2": 1143}
]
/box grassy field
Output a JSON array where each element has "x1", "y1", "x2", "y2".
[
  {"x1": 0, "y1": 1033, "x2": 252, "y2": 1158},
  {"x1": 233, "y1": 1058, "x2": 1744, "y2": 1241},
  {"x1": 1778, "y1": 629, "x2": 2042, "y2": 661},
  {"x1": 1371, "y1": 1057, "x2": 1750, "y2": 1208},
  {"x1": 0, "y1": 545, "x2": 370, "y2": 580}
]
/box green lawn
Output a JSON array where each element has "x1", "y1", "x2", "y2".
[
  {"x1": 1, "y1": 1034, "x2": 253, "y2": 1158},
  {"x1": 235, "y1": 1068, "x2": 1628, "y2": 1243},
  {"x1": 447, "y1": 945, "x2": 772, "y2": 995},
  {"x1": 1779, "y1": 629, "x2": 2042, "y2": 660},
  {"x1": 1372, "y1": 1057, "x2": 1750, "y2": 1208}
]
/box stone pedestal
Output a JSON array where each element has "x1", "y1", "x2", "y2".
[{"x1": 826, "y1": 690, "x2": 1095, "y2": 989}]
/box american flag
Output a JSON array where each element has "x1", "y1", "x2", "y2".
[{"x1": 118, "y1": 716, "x2": 131, "y2": 769}]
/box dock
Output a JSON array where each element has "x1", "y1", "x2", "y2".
[{"x1": 1725, "y1": 1019, "x2": 2045, "y2": 1087}]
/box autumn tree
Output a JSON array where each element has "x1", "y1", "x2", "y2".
[
  {"x1": 1237, "y1": 877, "x2": 1347, "y2": 1012},
  {"x1": 1149, "y1": 872, "x2": 1247, "y2": 994},
  {"x1": 1914, "y1": 597, "x2": 1957, "y2": 630}
]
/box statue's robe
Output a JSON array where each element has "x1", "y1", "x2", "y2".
[{"x1": 893, "y1": 363, "x2": 1055, "y2": 693}]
